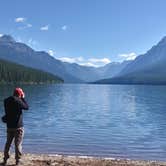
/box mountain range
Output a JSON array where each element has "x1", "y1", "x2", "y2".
[
  {"x1": 95, "y1": 36, "x2": 166, "y2": 84},
  {"x1": 0, "y1": 35, "x2": 82, "y2": 83},
  {"x1": 0, "y1": 35, "x2": 130, "y2": 83},
  {"x1": 1, "y1": 34, "x2": 166, "y2": 84}
]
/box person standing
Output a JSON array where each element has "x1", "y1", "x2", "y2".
[{"x1": 2, "y1": 88, "x2": 29, "y2": 166}]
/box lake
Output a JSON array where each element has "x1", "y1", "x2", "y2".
[{"x1": 0, "y1": 84, "x2": 166, "y2": 161}]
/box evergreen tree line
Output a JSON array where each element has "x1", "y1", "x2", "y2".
[{"x1": 0, "y1": 59, "x2": 64, "y2": 84}]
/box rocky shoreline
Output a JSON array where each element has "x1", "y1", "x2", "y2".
[{"x1": 0, "y1": 153, "x2": 166, "y2": 166}]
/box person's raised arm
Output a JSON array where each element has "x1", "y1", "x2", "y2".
[{"x1": 18, "y1": 98, "x2": 29, "y2": 110}]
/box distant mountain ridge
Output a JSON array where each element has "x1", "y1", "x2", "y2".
[
  {"x1": 0, "y1": 35, "x2": 131, "y2": 83},
  {"x1": 62, "y1": 60, "x2": 131, "y2": 82},
  {"x1": 0, "y1": 35, "x2": 82, "y2": 83},
  {"x1": 95, "y1": 36, "x2": 166, "y2": 84}
]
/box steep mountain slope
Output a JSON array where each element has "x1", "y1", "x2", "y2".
[
  {"x1": 0, "y1": 58, "x2": 63, "y2": 84},
  {"x1": 62, "y1": 61, "x2": 131, "y2": 82},
  {"x1": 95, "y1": 36, "x2": 166, "y2": 84},
  {"x1": 96, "y1": 61, "x2": 131, "y2": 79},
  {"x1": 118, "y1": 36, "x2": 166, "y2": 76},
  {"x1": 0, "y1": 35, "x2": 82, "y2": 83},
  {"x1": 0, "y1": 35, "x2": 131, "y2": 83}
]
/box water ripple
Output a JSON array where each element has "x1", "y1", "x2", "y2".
[{"x1": 0, "y1": 84, "x2": 166, "y2": 161}]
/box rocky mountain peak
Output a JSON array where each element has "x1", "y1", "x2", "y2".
[{"x1": 0, "y1": 34, "x2": 16, "y2": 43}]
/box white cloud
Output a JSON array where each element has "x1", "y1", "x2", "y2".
[
  {"x1": 57, "y1": 56, "x2": 111, "y2": 67},
  {"x1": 15, "y1": 17, "x2": 26, "y2": 23},
  {"x1": 48, "y1": 50, "x2": 56, "y2": 56},
  {"x1": 119, "y1": 52, "x2": 137, "y2": 60},
  {"x1": 18, "y1": 24, "x2": 32, "y2": 30},
  {"x1": 88, "y1": 58, "x2": 111, "y2": 64},
  {"x1": 61, "y1": 25, "x2": 67, "y2": 31},
  {"x1": 0, "y1": 34, "x2": 3, "y2": 37},
  {"x1": 58, "y1": 57, "x2": 83, "y2": 63},
  {"x1": 27, "y1": 24, "x2": 32, "y2": 28},
  {"x1": 58, "y1": 57, "x2": 75, "y2": 63},
  {"x1": 15, "y1": 17, "x2": 32, "y2": 30},
  {"x1": 79, "y1": 62, "x2": 98, "y2": 67},
  {"x1": 40, "y1": 25, "x2": 49, "y2": 31}
]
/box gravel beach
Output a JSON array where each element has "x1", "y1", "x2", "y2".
[{"x1": 0, "y1": 153, "x2": 166, "y2": 166}]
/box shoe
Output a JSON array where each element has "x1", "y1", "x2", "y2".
[
  {"x1": 16, "y1": 160, "x2": 20, "y2": 165},
  {"x1": 16, "y1": 159, "x2": 24, "y2": 166}
]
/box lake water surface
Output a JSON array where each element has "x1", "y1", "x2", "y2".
[{"x1": 0, "y1": 84, "x2": 166, "y2": 161}]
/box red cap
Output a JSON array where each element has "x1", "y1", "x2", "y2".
[{"x1": 13, "y1": 88, "x2": 24, "y2": 97}]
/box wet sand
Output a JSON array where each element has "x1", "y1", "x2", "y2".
[{"x1": 0, "y1": 153, "x2": 166, "y2": 166}]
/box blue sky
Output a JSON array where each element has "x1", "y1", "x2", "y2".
[{"x1": 0, "y1": 0, "x2": 166, "y2": 67}]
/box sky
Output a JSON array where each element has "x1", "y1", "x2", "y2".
[{"x1": 0, "y1": 0, "x2": 166, "y2": 67}]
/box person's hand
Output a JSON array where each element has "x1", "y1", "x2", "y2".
[{"x1": 21, "y1": 92, "x2": 25, "y2": 98}]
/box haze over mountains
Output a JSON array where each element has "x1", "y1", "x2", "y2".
[
  {"x1": 1, "y1": 34, "x2": 166, "y2": 84},
  {"x1": 0, "y1": 35, "x2": 130, "y2": 83},
  {"x1": 96, "y1": 36, "x2": 166, "y2": 84}
]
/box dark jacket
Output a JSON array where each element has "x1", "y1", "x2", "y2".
[{"x1": 4, "y1": 96, "x2": 29, "y2": 128}]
